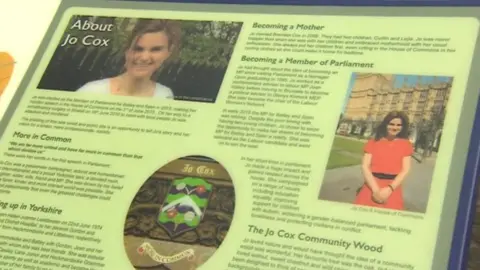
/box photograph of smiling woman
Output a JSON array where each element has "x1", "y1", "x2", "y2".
[{"x1": 77, "y1": 19, "x2": 181, "y2": 98}]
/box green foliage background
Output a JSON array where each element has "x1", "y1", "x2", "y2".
[
  {"x1": 60, "y1": 16, "x2": 243, "y2": 72},
  {"x1": 39, "y1": 15, "x2": 243, "y2": 99}
]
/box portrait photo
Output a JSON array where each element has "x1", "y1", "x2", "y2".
[
  {"x1": 37, "y1": 15, "x2": 243, "y2": 103},
  {"x1": 318, "y1": 72, "x2": 453, "y2": 213}
]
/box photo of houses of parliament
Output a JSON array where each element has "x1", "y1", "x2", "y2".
[{"x1": 338, "y1": 73, "x2": 452, "y2": 154}]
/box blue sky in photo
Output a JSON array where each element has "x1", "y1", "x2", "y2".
[{"x1": 341, "y1": 73, "x2": 452, "y2": 112}]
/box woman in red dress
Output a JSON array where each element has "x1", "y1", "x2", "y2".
[{"x1": 354, "y1": 111, "x2": 413, "y2": 210}]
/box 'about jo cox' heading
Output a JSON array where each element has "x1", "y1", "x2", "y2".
[{"x1": 60, "y1": 19, "x2": 113, "y2": 47}]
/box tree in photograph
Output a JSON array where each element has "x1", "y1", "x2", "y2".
[{"x1": 425, "y1": 105, "x2": 446, "y2": 156}]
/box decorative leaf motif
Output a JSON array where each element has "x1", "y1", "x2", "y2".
[{"x1": 0, "y1": 52, "x2": 15, "y2": 96}]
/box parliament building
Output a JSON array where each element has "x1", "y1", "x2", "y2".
[{"x1": 338, "y1": 73, "x2": 452, "y2": 147}]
